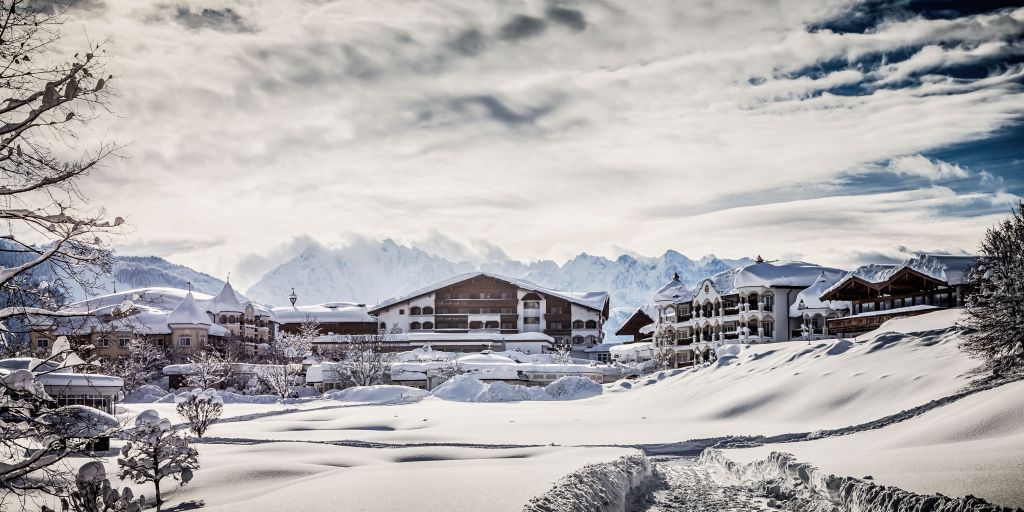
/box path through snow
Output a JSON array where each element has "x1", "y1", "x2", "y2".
[{"x1": 631, "y1": 457, "x2": 776, "y2": 512}]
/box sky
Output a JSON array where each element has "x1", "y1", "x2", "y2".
[{"x1": 41, "y1": 0, "x2": 1024, "y2": 289}]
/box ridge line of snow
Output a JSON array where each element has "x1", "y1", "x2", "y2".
[
  {"x1": 700, "y1": 449, "x2": 1023, "y2": 512},
  {"x1": 521, "y1": 453, "x2": 652, "y2": 512}
]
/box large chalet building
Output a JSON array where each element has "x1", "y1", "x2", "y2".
[{"x1": 367, "y1": 272, "x2": 610, "y2": 357}]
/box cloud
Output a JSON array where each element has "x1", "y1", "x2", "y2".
[
  {"x1": 886, "y1": 155, "x2": 971, "y2": 181},
  {"x1": 499, "y1": 15, "x2": 546, "y2": 41},
  {"x1": 45, "y1": 1, "x2": 1024, "y2": 278},
  {"x1": 545, "y1": 7, "x2": 586, "y2": 31},
  {"x1": 21, "y1": 0, "x2": 104, "y2": 13},
  {"x1": 172, "y1": 5, "x2": 252, "y2": 32}
]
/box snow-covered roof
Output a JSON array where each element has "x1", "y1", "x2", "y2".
[
  {"x1": 457, "y1": 352, "x2": 517, "y2": 364},
  {"x1": 368, "y1": 272, "x2": 609, "y2": 313},
  {"x1": 732, "y1": 261, "x2": 847, "y2": 289},
  {"x1": 789, "y1": 272, "x2": 851, "y2": 317},
  {"x1": 822, "y1": 254, "x2": 977, "y2": 298},
  {"x1": 652, "y1": 277, "x2": 688, "y2": 303},
  {"x1": 609, "y1": 342, "x2": 653, "y2": 354},
  {"x1": 0, "y1": 369, "x2": 126, "y2": 392},
  {"x1": 272, "y1": 302, "x2": 374, "y2": 324},
  {"x1": 208, "y1": 281, "x2": 244, "y2": 314},
  {"x1": 167, "y1": 292, "x2": 212, "y2": 327}
]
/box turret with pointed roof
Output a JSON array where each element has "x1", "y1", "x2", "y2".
[
  {"x1": 208, "y1": 280, "x2": 244, "y2": 314},
  {"x1": 167, "y1": 292, "x2": 212, "y2": 327}
]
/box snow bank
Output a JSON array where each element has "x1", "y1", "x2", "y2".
[
  {"x1": 430, "y1": 375, "x2": 603, "y2": 403},
  {"x1": 701, "y1": 449, "x2": 1021, "y2": 512},
  {"x1": 322, "y1": 385, "x2": 428, "y2": 404},
  {"x1": 522, "y1": 453, "x2": 651, "y2": 512},
  {"x1": 124, "y1": 384, "x2": 170, "y2": 403}
]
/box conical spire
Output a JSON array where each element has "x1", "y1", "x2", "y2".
[
  {"x1": 167, "y1": 292, "x2": 212, "y2": 326},
  {"x1": 210, "y1": 280, "x2": 244, "y2": 313}
]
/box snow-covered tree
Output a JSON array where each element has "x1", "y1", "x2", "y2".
[
  {"x1": 340, "y1": 334, "x2": 394, "y2": 387},
  {"x1": 175, "y1": 388, "x2": 224, "y2": 437},
  {"x1": 0, "y1": 338, "x2": 118, "y2": 509},
  {"x1": 69, "y1": 461, "x2": 145, "y2": 512},
  {"x1": 551, "y1": 344, "x2": 573, "y2": 365},
  {"x1": 435, "y1": 356, "x2": 464, "y2": 381},
  {"x1": 111, "y1": 336, "x2": 168, "y2": 393},
  {"x1": 254, "y1": 364, "x2": 301, "y2": 398},
  {"x1": 272, "y1": 315, "x2": 319, "y2": 363},
  {"x1": 117, "y1": 410, "x2": 199, "y2": 512},
  {"x1": 961, "y1": 200, "x2": 1024, "y2": 376},
  {"x1": 185, "y1": 350, "x2": 232, "y2": 389}
]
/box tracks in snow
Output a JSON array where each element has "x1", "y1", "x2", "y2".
[{"x1": 629, "y1": 457, "x2": 776, "y2": 512}]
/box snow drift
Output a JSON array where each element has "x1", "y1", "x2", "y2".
[
  {"x1": 522, "y1": 453, "x2": 652, "y2": 512},
  {"x1": 701, "y1": 449, "x2": 1022, "y2": 512},
  {"x1": 430, "y1": 375, "x2": 603, "y2": 402}
]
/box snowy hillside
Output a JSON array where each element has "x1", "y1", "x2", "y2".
[
  {"x1": 244, "y1": 238, "x2": 752, "y2": 337},
  {"x1": 111, "y1": 256, "x2": 235, "y2": 298}
]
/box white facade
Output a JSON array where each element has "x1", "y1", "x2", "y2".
[{"x1": 651, "y1": 261, "x2": 849, "y2": 368}]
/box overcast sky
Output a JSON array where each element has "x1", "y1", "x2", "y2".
[{"x1": 49, "y1": 0, "x2": 1024, "y2": 288}]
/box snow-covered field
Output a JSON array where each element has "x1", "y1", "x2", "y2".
[{"x1": 47, "y1": 309, "x2": 1022, "y2": 511}]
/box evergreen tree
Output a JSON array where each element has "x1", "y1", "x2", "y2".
[{"x1": 961, "y1": 201, "x2": 1024, "y2": 376}]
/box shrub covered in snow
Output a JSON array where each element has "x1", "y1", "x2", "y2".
[
  {"x1": 175, "y1": 388, "x2": 224, "y2": 437},
  {"x1": 430, "y1": 374, "x2": 603, "y2": 402},
  {"x1": 117, "y1": 410, "x2": 199, "y2": 512},
  {"x1": 545, "y1": 376, "x2": 603, "y2": 400},
  {"x1": 70, "y1": 461, "x2": 146, "y2": 512}
]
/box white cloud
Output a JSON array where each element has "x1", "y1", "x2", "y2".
[
  {"x1": 886, "y1": 155, "x2": 971, "y2": 181},
  {"x1": 40, "y1": 1, "x2": 1024, "y2": 277}
]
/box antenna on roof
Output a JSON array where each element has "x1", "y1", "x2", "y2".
[
  {"x1": 187, "y1": 281, "x2": 192, "y2": 293},
  {"x1": 226, "y1": 272, "x2": 231, "y2": 284}
]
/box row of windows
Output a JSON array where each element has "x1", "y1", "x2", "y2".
[{"x1": 571, "y1": 335, "x2": 599, "y2": 344}]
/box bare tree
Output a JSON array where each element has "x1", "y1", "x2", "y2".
[
  {"x1": 272, "y1": 314, "x2": 319, "y2": 362},
  {"x1": 110, "y1": 336, "x2": 167, "y2": 393},
  {"x1": 254, "y1": 363, "x2": 298, "y2": 398},
  {"x1": 0, "y1": 0, "x2": 123, "y2": 336},
  {"x1": 551, "y1": 343, "x2": 573, "y2": 365},
  {"x1": 341, "y1": 334, "x2": 394, "y2": 387},
  {"x1": 185, "y1": 349, "x2": 232, "y2": 389}
]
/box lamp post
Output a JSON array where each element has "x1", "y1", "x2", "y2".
[{"x1": 289, "y1": 288, "x2": 298, "y2": 307}]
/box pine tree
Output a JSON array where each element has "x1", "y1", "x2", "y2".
[
  {"x1": 117, "y1": 410, "x2": 199, "y2": 512},
  {"x1": 961, "y1": 200, "x2": 1024, "y2": 376}
]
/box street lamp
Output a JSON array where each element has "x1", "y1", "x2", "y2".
[{"x1": 289, "y1": 288, "x2": 298, "y2": 307}]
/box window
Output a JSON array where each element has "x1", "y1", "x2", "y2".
[
  {"x1": 97, "y1": 337, "x2": 109, "y2": 348},
  {"x1": 228, "y1": 315, "x2": 236, "y2": 324},
  {"x1": 118, "y1": 337, "x2": 130, "y2": 348},
  {"x1": 524, "y1": 317, "x2": 540, "y2": 325},
  {"x1": 423, "y1": 321, "x2": 434, "y2": 330},
  {"x1": 550, "y1": 306, "x2": 563, "y2": 314},
  {"x1": 763, "y1": 295, "x2": 774, "y2": 311},
  {"x1": 423, "y1": 306, "x2": 434, "y2": 315},
  {"x1": 500, "y1": 321, "x2": 516, "y2": 330},
  {"x1": 410, "y1": 322, "x2": 422, "y2": 330},
  {"x1": 523, "y1": 301, "x2": 540, "y2": 310},
  {"x1": 469, "y1": 321, "x2": 483, "y2": 329},
  {"x1": 154, "y1": 337, "x2": 165, "y2": 346},
  {"x1": 37, "y1": 338, "x2": 49, "y2": 348},
  {"x1": 200, "y1": 336, "x2": 207, "y2": 346},
  {"x1": 586, "y1": 335, "x2": 597, "y2": 344},
  {"x1": 597, "y1": 353, "x2": 610, "y2": 363},
  {"x1": 178, "y1": 335, "x2": 192, "y2": 347},
  {"x1": 98, "y1": 355, "x2": 111, "y2": 364},
  {"x1": 572, "y1": 336, "x2": 584, "y2": 344},
  {"x1": 485, "y1": 321, "x2": 499, "y2": 329},
  {"x1": 379, "y1": 323, "x2": 387, "y2": 330},
  {"x1": 219, "y1": 315, "x2": 227, "y2": 323},
  {"x1": 549, "y1": 322, "x2": 564, "y2": 330},
  {"x1": 411, "y1": 306, "x2": 422, "y2": 316},
  {"x1": 399, "y1": 309, "x2": 405, "y2": 315},
  {"x1": 572, "y1": 320, "x2": 585, "y2": 329},
  {"x1": 585, "y1": 320, "x2": 597, "y2": 329}
]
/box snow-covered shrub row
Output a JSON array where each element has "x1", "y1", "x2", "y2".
[
  {"x1": 321, "y1": 385, "x2": 428, "y2": 404},
  {"x1": 430, "y1": 375, "x2": 602, "y2": 403},
  {"x1": 700, "y1": 449, "x2": 1023, "y2": 512},
  {"x1": 521, "y1": 453, "x2": 651, "y2": 512}
]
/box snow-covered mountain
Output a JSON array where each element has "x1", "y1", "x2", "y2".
[
  {"x1": 110, "y1": 256, "x2": 234, "y2": 298},
  {"x1": 245, "y1": 239, "x2": 753, "y2": 339}
]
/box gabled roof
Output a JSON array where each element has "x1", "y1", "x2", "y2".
[
  {"x1": 821, "y1": 254, "x2": 977, "y2": 301},
  {"x1": 368, "y1": 272, "x2": 609, "y2": 313},
  {"x1": 790, "y1": 272, "x2": 850, "y2": 317},
  {"x1": 166, "y1": 292, "x2": 212, "y2": 327},
  {"x1": 672, "y1": 261, "x2": 846, "y2": 304},
  {"x1": 615, "y1": 305, "x2": 657, "y2": 336}
]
